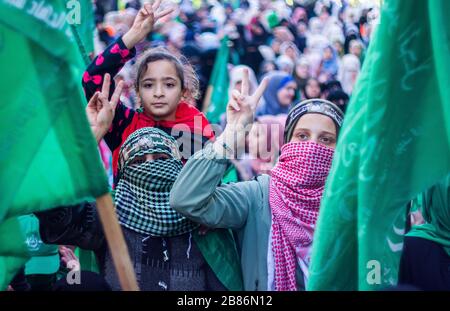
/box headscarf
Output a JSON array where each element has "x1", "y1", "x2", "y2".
[
  {"x1": 407, "y1": 174, "x2": 450, "y2": 256},
  {"x1": 111, "y1": 101, "x2": 214, "y2": 187},
  {"x1": 115, "y1": 127, "x2": 199, "y2": 236},
  {"x1": 294, "y1": 57, "x2": 311, "y2": 91},
  {"x1": 284, "y1": 99, "x2": 344, "y2": 143},
  {"x1": 257, "y1": 72, "x2": 295, "y2": 116},
  {"x1": 270, "y1": 141, "x2": 335, "y2": 291},
  {"x1": 279, "y1": 41, "x2": 301, "y2": 61},
  {"x1": 291, "y1": 7, "x2": 308, "y2": 25},
  {"x1": 229, "y1": 65, "x2": 258, "y2": 98},
  {"x1": 321, "y1": 45, "x2": 339, "y2": 78},
  {"x1": 275, "y1": 55, "x2": 295, "y2": 75},
  {"x1": 338, "y1": 54, "x2": 361, "y2": 95}
]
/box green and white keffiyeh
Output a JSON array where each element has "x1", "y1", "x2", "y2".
[{"x1": 115, "y1": 127, "x2": 199, "y2": 236}]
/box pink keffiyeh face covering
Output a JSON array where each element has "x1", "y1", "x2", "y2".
[{"x1": 269, "y1": 141, "x2": 335, "y2": 291}]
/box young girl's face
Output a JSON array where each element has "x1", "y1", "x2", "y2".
[
  {"x1": 138, "y1": 60, "x2": 183, "y2": 121},
  {"x1": 305, "y1": 79, "x2": 321, "y2": 98}
]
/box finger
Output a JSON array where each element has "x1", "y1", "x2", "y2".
[
  {"x1": 232, "y1": 90, "x2": 245, "y2": 107},
  {"x1": 229, "y1": 100, "x2": 240, "y2": 112},
  {"x1": 101, "y1": 73, "x2": 110, "y2": 98},
  {"x1": 151, "y1": 0, "x2": 161, "y2": 12},
  {"x1": 241, "y1": 68, "x2": 249, "y2": 96},
  {"x1": 155, "y1": 7, "x2": 174, "y2": 20},
  {"x1": 251, "y1": 77, "x2": 269, "y2": 105},
  {"x1": 110, "y1": 81, "x2": 124, "y2": 111},
  {"x1": 98, "y1": 93, "x2": 109, "y2": 111},
  {"x1": 230, "y1": 91, "x2": 242, "y2": 111},
  {"x1": 231, "y1": 89, "x2": 244, "y2": 104},
  {"x1": 87, "y1": 92, "x2": 99, "y2": 108},
  {"x1": 143, "y1": 3, "x2": 152, "y2": 15}
]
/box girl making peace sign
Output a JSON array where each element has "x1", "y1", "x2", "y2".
[{"x1": 171, "y1": 69, "x2": 344, "y2": 291}]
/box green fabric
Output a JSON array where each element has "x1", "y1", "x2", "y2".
[
  {"x1": 193, "y1": 229, "x2": 244, "y2": 291},
  {"x1": 70, "y1": 0, "x2": 95, "y2": 64},
  {"x1": 410, "y1": 193, "x2": 423, "y2": 213},
  {"x1": 222, "y1": 165, "x2": 239, "y2": 184},
  {"x1": 407, "y1": 174, "x2": 450, "y2": 256},
  {"x1": 0, "y1": 1, "x2": 109, "y2": 290},
  {"x1": 205, "y1": 36, "x2": 230, "y2": 124},
  {"x1": 75, "y1": 248, "x2": 100, "y2": 274},
  {"x1": 308, "y1": 0, "x2": 450, "y2": 291},
  {"x1": 0, "y1": 215, "x2": 60, "y2": 278},
  {"x1": 267, "y1": 11, "x2": 279, "y2": 29},
  {"x1": 21, "y1": 215, "x2": 60, "y2": 276},
  {"x1": 0, "y1": 256, "x2": 28, "y2": 290}
]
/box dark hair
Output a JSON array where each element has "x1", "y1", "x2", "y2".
[
  {"x1": 302, "y1": 78, "x2": 322, "y2": 99},
  {"x1": 134, "y1": 47, "x2": 200, "y2": 100},
  {"x1": 326, "y1": 90, "x2": 349, "y2": 113}
]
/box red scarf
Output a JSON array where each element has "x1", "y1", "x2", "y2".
[
  {"x1": 112, "y1": 101, "x2": 214, "y2": 182},
  {"x1": 270, "y1": 141, "x2": 334, "y2": 291}
]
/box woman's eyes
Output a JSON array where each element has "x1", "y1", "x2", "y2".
[
  {"x1": 295, "y1": 133, "x2": 335, "y2": 144},
  {"x1": 320, "y1": 136, "x2": 336, "y2": 144},
  {"x1": 166, "y1": 83, "x2": 175, "y2": 88},
  {"x1": 143, "y1": 83, "x2": 152, "y2": 88},
  {"x1": 296, "y1": 133, "x2": 309, "y2": 140}
]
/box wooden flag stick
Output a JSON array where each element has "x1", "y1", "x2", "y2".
[{"x1": 96, "y1": 193, "x2": 139, "y2": 291}]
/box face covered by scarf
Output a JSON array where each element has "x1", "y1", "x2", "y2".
[
  {"x1": 115, "y1": 127, "x2": 199, "y2": 237},
  {"x1": 270, "y1": 141, "x2": 334, "y2": 291}
]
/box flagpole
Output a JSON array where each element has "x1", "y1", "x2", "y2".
[{"x1": 96, "y1": 194, "x2": 139, "y2": 291}]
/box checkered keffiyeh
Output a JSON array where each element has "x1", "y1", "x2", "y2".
[
  {"x1": 115, "y1": 127, "x2": 199, "y2": 236},
  {"x1": 270, "y1": 141, "x2": 334, "y2": 291}
]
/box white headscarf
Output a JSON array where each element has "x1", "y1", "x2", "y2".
[{"x1": 338, "y1": 54, "x2": 361, "y2": 95}]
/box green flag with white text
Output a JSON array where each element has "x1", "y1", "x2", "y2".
[
  {"x1": 308, "y1": 0, "x2": 450, "y2": 291},
  {"x1": 0, "y1": 0, "x2": 109, "y2": 289},
  {"x1": 71, "y1": 0, "x2": 96, "y2": 63}
]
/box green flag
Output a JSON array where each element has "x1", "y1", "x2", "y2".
[
  {"x1": 70, "y1": 0, "x2": 96, "y2": 63},
  {"x1": 307, "y1": 0, "x2": 450, "y2": 291},
  {"x1": 204, "y1": 36, "x2": 230, "y2": 124},
  {"x1": 0, "y1": 0, "x2": 109, "y2": 289}
]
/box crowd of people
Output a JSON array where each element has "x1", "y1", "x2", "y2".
[
  {"x1": 7, "y1": 0, "x2": 449, "y2": 292},
  {"x1": 91, "y1": 0, "x2": 377, "y2": 182}
]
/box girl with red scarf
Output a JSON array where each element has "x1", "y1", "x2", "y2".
[
  {"x1": 84, "y1": 1, "x2": 213, "y2": 188},
  {"x1": 171, "y1": 70, "x2": 344, "y2": 291}
]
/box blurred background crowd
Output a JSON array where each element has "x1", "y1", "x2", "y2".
[{"x1": 91, "y1": 0, "x2": 380, "y2": 181}]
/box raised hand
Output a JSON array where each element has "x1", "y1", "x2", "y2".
[
  {"x1": 86, "y1": 73, "x2": 124, "y2": 143},
  {"x1": 226, "y1": 69, "x2": 269, "y2": 129},
  {"x1": 214, "y1": 71, "x2": 268, "y2": 159},
  {"x1": 122, "y1": 0, "x2": 174, "y2": 49}
]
